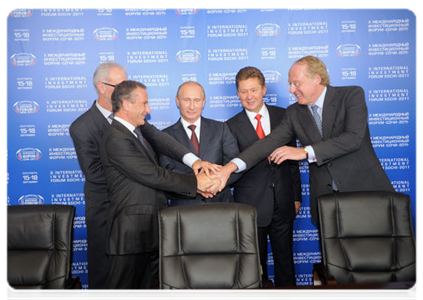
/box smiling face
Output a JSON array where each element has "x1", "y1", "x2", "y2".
[
  {"x1": 237, "y1": 77, "x2": 267, "y2": 113},
  {"x1": 176, "y1": 82, "x2": 206, "y2": 124},
  {"x1": 126, "y1": 87, "x2": 151, "y2": 127},
  {"x1": 288, "y1": 62, "x2": 324, "y2": 106}
]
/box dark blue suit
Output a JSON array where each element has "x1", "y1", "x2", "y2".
[{"x1": 159, "y1": 117, "x2": 240, "y2": 205}]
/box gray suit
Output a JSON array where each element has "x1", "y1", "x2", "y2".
[
  {"x1": 159, "y1": 117, "x2": 240, "y2": 205},
  {"x1": 237, "y1": 85, "x2": 394, "y2": 223}
]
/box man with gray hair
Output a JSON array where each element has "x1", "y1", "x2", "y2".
[
  {"x1": 70, "y1": 61, "x2": 127, "y2": 289},
  {"x1": 70, "y1": 64, "x2": 217, "y2": 288}
]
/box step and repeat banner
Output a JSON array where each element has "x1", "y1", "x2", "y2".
[{"x1": 7, "y1": 9, "x2": 415, "y2": 288}]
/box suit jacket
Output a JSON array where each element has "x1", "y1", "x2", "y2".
[
  {"x1": 226, "y1": 104, "x2": 302, "y2": 227},
  {"x1": 100, "y1": 120, "x2": 197, "y2": 255},
  {"x1": 159, "y1": 117, "x2": 240, "y2": 205},
  {"x1": 237, "y1": 86, "x2": 394, "y2": 223},
  {"x1": 69, "y1": 101, "x2": 110, "y2": 229}
]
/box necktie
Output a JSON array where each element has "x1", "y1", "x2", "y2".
[
  {"x1": 255, "y1": 114, "x2": 270, "y2": 163},
  {"x1": 107, "y1": 113, "x2": 114, "y2": 124},
  {"x1": 133, "y1": 127, "x2": 150, "y2": 152},
  {"x1": 310, "y1": 105, "x2": 338, "y2": 191},
  {"x1": 255, "y1": 114, "x2": 266, "y2": 139},
  {"x1": 188, "y1": 125, "x2": 199, "y2": 155},
  {"x1": 310, "y1": 105, "x2": 323, "y2": 137}
]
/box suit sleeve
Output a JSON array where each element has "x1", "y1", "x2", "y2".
[
  {"x1": 105, "y1": 131, "x2": 197, "y2": 196},
  {"x1": 286, "y1": 138, "x2": 302, "y2": 203},
  {"x1": 70, "y1": 119, "x2": 106, "y2": 185},
  {"x1": 221, "y1": 123, "x2": 242, "y2": 186},
  {"x1": 140, "y1": 121, "x2": 192, "y2": 161},
  {"x1": 312, "y1": 86, "x2": 368, "y2": 166},
  {"x1": 237, "y1": 113, "x2": 296, "y2": 171}
]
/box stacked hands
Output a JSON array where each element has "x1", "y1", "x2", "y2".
[{"x1": 193, "y1": 146, "x2": 303, "y2": 198}]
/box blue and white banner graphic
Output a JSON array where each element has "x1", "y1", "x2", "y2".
[{"x1": 7, "y1": 9, "x2": 415, "y2": 288}]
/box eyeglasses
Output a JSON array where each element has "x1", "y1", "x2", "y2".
[
  {"x1": 102, "y1": 82, "x2": 116, "y2": 88},
  {"x1": 286, "y1": 81, "x2": 304, "y2": 89}
]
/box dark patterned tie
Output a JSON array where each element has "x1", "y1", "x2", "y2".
[
  {"x1": 188, "y1": 125, "x2": 199, "y2": 155},
  {"x1": 133, "y1": 127, "x2": 149, "y2": 152},
  {"x1": 310, "y1": 105, "x2": 323, "y2": 137},
  {"x1": 310, "y1": 105, "x2": 338, "y2": 191}
]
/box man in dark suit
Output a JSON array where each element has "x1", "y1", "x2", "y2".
[
  {"x1": 216, "y1": 56, "x2": 394, "y2": 225},
  {"x1": 69, "y1": 62, "x2": 127, "y2": 289},
  {"x1": 70, "y1": 63, "x2": 218, "y2": 289},
  {"x1": 99, "y1": 80, "x2": 219, "y2": 289},
  {"x1": 225, "y1": 67, "x2": 302, "y2": 287},
  {"x1": 159, "y1": 81, "x2": 240, "y2": 205}
]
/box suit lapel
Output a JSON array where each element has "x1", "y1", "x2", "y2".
[
  {"x1": 322, "y1": 85, "x2": 338, "y2": 139},
  {"x1": 113, "y1": 121, "x2": 158, "y2": 164},
  {"x1": 198, "y1": 117, "x2": 211, "y2": 158},
  {"x1": 172, "y1": 119, "x2": 197, "y2": 155},
  {"x1": 297, "y1": 104, "x2": 323, "y2": 144},
  {"x1": 236, "y1": 110, "x2": 260, "y2": 146}
]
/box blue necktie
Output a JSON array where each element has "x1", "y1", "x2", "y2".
[
  {"x1": 310, "y1": 105, "x2": 338, "y2": 191},
  {"x1": 310, "y1": 105, "x2": 323, "y2": 137}
]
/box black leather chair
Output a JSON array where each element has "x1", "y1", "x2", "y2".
[
  {"x1": 8, "y1": 204, "x2": 81, "y2": 289},
  {"x1": 314, "y1": 191, "x2": 416, "y2": 285},
  {"x1": 158, "y1": 203, "x2": 262, "y2": 289}
]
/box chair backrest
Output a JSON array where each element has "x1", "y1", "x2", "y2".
[
  {"x1": 317, "y1": 191, "x2": 415, "y2": 284},
  {"x1": 158, "y1": 203, "x2": 261, "y2": 289},
  {"x1": 8, "y1": 205, "x2": 76, "y2": 289}
]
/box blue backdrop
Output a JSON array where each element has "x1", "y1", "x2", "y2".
[{"x1": 7, "y1": 9, "x2": 415, "y2": 289}]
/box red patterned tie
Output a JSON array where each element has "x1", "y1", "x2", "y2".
[
  {"x1": 188, "y1": 125, "x2": 199, "y2": 155},
  {"x1": 255, "y1": 114, "x2": 266, "y2": 139}
]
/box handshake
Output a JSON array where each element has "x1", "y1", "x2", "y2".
[{"x1": 192, "y1": 160, "x2": 234, "y2": 198}]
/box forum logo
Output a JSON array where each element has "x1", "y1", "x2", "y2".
[
  {"x1": 16, "y1": 148, "x2": 42, "y2": 161},
  {"x1": 10, "y1": 53, "x2": 36, "y2": 66},
  {"x1": 256, "y1": 23, "x2": 280, "y2": 37},
  {"x1": 18, "y1": 194, "x2": 44, "y2": 205},
  {"x1": 263, "y1": 70, "x2": 282, "y2": 83},
  {"x1": 93, "y1": 27, "x2": 118, "y2": 41},
  {"x1": 176, "y1": 9, "x2": 198, "y2": 15},
  {"x1": 337, "y1": 44, "x2": 361, "y2": 57},
  {"x1": 9, "y1": 9, "x2": 33, "y2": 18},
  {"x1": 13, "y1": 101, "x2": 39, "y2": 114},
  {"x1": 176, "y1": 50, "x2": 201, "y2": 63}
]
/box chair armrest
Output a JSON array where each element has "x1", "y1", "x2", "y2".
[{"x1": 313, "y1": 263, "x2": 337, "y2": 286}]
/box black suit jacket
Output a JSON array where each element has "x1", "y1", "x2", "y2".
[
  {"x1": 226, "y1": 104, "x2": 302, "y2": 227},
  {"x1": 159, "y1": 117, "x2": 240, "y2": 205},
  {"x1": 69, "y1": 101, "x2": 110, "y2": 229},
  {"x1": 237, "y1": 86, "x2": 394, "y2": 223},
  {"x1": 100, "y1": 120, "x2": 198, "y2": 255}
]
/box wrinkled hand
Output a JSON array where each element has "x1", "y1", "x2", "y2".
[
  {"x1": 270, "y1": 146, "x2": 307, "y2": 164},
  {"x1": 196, "y1": 173, "x2": 221, "y2": 195},
  {"x1": 211, "y1": 162, "x2": 238, "y2": 192},
  {"x1": 192, "y1": 160, "x2": 221, "y2": 176}
]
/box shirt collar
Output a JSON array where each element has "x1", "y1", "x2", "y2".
[
  {"x1": 245, "y1": 103, "x2": 269, "y2": 122},
  {"x1": 180, "y1": 116, "x2": 201, "y2": 130},
  {"x1": 95, "y1": 100, "x2": 113, "y2": 119},
  {"x1": 113, "y1": 116, "x2": 137, "y2": 137},
  {"x1": 311, "y1": 86, "x2": 327, "y2": 109}
]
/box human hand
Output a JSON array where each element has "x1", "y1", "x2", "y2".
[
  {"x1": 270, "y1": 146, "x2": 307, "y2": 164},
  {"x1": 196, "y1": 173, "x2": 221, "y2": 195},
  {"x1": 295, "y1": 201, "x2": 301, "y2": 215},
  {"x1": 211, "y1": 162, "x2": 238, "y2": 192},
  {"x1": 192, "y1": 160, "x2": 221, "y2": 176}
]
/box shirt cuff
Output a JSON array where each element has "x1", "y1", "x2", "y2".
[
  {"x1": 305, "y1": 145, "x2": 317, "y2": 163},
  {"x1": 230, "y1": 158, "x2": 246, "y2": 173},
  {"x1": 182, "y1": 153, "x2": 200, "y2": 168}
]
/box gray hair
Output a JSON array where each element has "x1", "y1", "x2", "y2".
[{"x1": 92, "y1": 61, "x2": 126, "y2": 93}]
